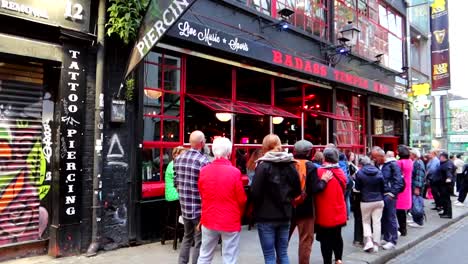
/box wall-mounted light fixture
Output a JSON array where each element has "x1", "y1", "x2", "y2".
[
  {"x1": 260, "y1": 8, "x2": 295, "y2": 32},
  {"x1": 272, "y1": 116, "x2": 284, "y2": 125},
  {"x1": 322, "y1": 21, "x2": 360, "y2": 66},
  {"x1": 215, "y1": 112, "x2": 232, "y2": 122}
]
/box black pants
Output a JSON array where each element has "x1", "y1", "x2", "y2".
[
  {"x1": 317, "y1": 226, "x2": 343, "y2": 264},
  {"x1": 351, "y1": 192, "x2": 363, "y2": 243},
  {"x1": 396, "y1": 210, "x2": 407, "y2": 236},
  {"x1": 431, "y1": 182, "x2": 442, "y2": 208},
  {"x1": 440, "y1": 183, "x2": 453, "y2": 217},
  {"x1": 458, "y1": 177, "x2": 468, "y2": 203},
  {"x1": 456, "y1": 173, "x2": 464, "y2": 193}
]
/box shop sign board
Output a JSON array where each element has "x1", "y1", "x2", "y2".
[
  {"x1": 449, "y1": 135, "x2": 468, "y2": 143},
  {"x1": 58, "y1": 43, "x2": 85, "y2": 224},
  {"x1": 430, "y1": 0, "x2": 451, "y2": 90},
  {"x1": 0, "y1": 0, "x2": 91, "y2": 33},
  {"x1": 168, "y1": 19, "x2": 408, "y2": 101},
  {"x1": 124, "y1": 0, "x2": 197, "y2": 77}
]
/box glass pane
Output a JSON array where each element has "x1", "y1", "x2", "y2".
[
  {"x1": 162, "y1": 93, "x2": 180, "y2": 117},
  {"x1": 274, "y1": 118, "x2": 301, "y2": 145},
  {"x1": 379, "y1": 5, "x2": 388, "y2": 29},
  {"x1": 141, "y1": 148, "x2": 161, "y2": 181},
  {"x1": 235, "y1": 114, "x2": 270, "y2": 145},
  {"x1": 388, "y1": 34, "x2": 403, "y2": 71},
  {"x1": 144, "y1": 89, "x2": 162, "y2": 115},
  {"x1": 163, "y1": 67, "x2": 180, "y2": 92},
  {"x1": 237, "y1": 68, "x2": 271, "y2": 104},
  {"x1": 185, "y1": 99, "x2": 231, "y2": 143},
  {"x1": 163, "y1": 55, "x2": 181, "y2": 68},
  {"x1": 186, "y1": 56, "x2": 231, "y2": 98},
  {"x1": 162, "y1": 119, "x2": 180, "y2": 142},
  {"x1": 144, "y1": 117, "x2": 161, "y2": 141},
  {"x1": 144, "y1": 63, "x2": 160, "y2": 88}
]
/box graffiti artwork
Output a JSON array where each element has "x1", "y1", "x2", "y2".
[{"x1": 0, "y1": 106, "x2": 50, "y2": 246}]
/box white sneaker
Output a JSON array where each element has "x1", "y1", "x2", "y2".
[
  {"x1": 408, "y1": 222, "x2": 424, "y2": 228},
  {"x1": 382, "y1": 242, "x2": 396, "y2": 250},
  {"x1": 363, "y1": 241, "x2": 374, "y2": 252},
  {"x1": 438, "y1": 210, "x2": 444, "y2": 214},
  {"x1": 398, "y1": 231, "x2": 401, "y2": 237},
  {"x1": 454, "y1": 201, "x2": 465, "y2": 207},
  {"x1": 373, "y1": 245, "x2": 379, "y2": 253},
  {"x1": 407, "y1": 219, "x2": 414, "y2": 223},
  {"x1": 380, "y1": 240, "x2": 388, "y2": 246}
]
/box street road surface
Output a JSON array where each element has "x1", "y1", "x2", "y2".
[{"x1": 387, "y1": 216, "x2": 468, "y2": 264}]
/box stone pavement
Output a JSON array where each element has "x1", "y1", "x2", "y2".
[{"x1": 4, "y1": 198, "x2": 468, "y2": 264}]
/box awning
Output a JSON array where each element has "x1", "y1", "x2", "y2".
[
  {"x1": 187, "y1": 94, "x2": 299, "y2": 118},
  {"x1": 187, "y1": 94, "x2": 262, "y2": 115},
  {"x1": 238, "y1": 101, "x2": 300, "y2": 119},
  {"x1": 305, "y1": 109, "x2": 355, "y2": 122}
]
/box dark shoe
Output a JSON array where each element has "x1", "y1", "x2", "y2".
[
  {"x1": 440, "y1": 214, "x2": 452, "y2": 219},
  {"x1": 431, "y1": 207, "x2": 440, "y2": 210}
]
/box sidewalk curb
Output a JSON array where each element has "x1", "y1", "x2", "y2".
[{"x1": 369, "y1": 211, "x2": 468, "y2": 264}]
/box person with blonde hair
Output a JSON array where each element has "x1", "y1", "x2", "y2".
[
  {"x1": 165, "y1": 146, "x2": 188, "y2": 202},
  {"x1": 198, "y1": 137, "x2": 246, "y2": 264},
  {"x1": 251, "y1": 134, "x2": 301, "y2": 264}
]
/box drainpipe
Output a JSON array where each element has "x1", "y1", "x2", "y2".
[
  {"x1": 404, "y1": 0, "x2": 412, "y2": 145},
  {"x1": 87, "y1": 0, "x2": 106, "y2": 256}
]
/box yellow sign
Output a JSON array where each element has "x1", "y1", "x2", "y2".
[
  {"x1": 433, "y1": 63, "x2": 448, "y2": 75},
  {"x1": 412, "y1": 83, "x2": 431, "y2": 96},
  {"x1": 433, "y1": 30, "x2": 446, "y2": 44},
  {"x1": 431, "y1": 0, "x2": 446, "y2": 14}
]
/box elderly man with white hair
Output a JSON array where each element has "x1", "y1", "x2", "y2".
[{"x1": 197, "y1": 137, "x2": 247, "y2": 264}]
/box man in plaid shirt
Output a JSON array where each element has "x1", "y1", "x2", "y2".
[{"x1": 174, "y1": 130, "x2": 210, "y2": 264}]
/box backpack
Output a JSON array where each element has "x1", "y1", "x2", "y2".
[
  {"x1": 292, "y1": 160, "x2": 308, "y2": 207},
  {"x1": 410, "y1": 195, "x2": 425, "y2": 225},
  {"x1": 389, "y1": 161, "x2": 405, "y2": 194}
]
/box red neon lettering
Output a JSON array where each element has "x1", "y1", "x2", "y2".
[
  {"x1": 345, "y1": 73, "x2": 353, "y2": 84},
  {"x1": 312, "y1": 63, "x2": 320, "y2": 74},
  {"x1": 334, "y1": 70, "x2": 341, "y2": 81},
  {"x1": 304, "y1": 61, "x2": 313, "y2": 73},
  {"x1": 272, "y1": 50, "x2": 283, "y2": 64},
  {"x1": 294, "y1": 57, "x2": 304, "y2": 70},
  {"x1": 284, "y1": 55, "x2": 293, "y2": 67},
  {"x1": 320, "y1": 66, "x2": 327, "y2": 77}
]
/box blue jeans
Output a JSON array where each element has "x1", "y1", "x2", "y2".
[
  {"x1": 257, "y1": 222, "x2": 290, "y2": 264},
  {"x1": 381, "y1": 195, "x2": 398, "y2": 245}
]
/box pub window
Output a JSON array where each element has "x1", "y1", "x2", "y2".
[
  {"x1": 303, "y1": 86, "x2": 331, "y2": 146},
  {"x1": 275, "y1": 78, "x2": 303, "y2": 145},
  {"x1": 185, "y1": 56, "x2": 233, "y2": 143},
  {"x1": 141, "y1": 51, "x2": 184, "y2": 199},
  {"x1": 235, "y1": 68, "x2": 271, "y2": 144},
  {"x1": 336, "y1": 92, "x2": 365, "y2": 153}
]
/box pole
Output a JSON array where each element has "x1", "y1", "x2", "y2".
[
  {"x1": 404, "y1": 0, "x2": 412, "y2": 146},
  {"x1": 87, "y1": 0, "x2": 106, "y2": 256}
]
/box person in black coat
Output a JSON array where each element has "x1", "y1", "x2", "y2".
[{"x1": 436, "y1": 152, "x2": 454, "y2": 218}]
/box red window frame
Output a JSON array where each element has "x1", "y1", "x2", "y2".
[{"x1": 141, "y1": 52, "x2": 186, "y2": 199}]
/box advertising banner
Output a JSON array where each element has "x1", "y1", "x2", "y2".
[
  {"x1": 124, "y1": 0, "x2": 196, "y2": 78},
  {"x1": 430, "y1": 0, "x2": 451, "y2": 91}
]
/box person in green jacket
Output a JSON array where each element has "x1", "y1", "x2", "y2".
[{"x1": 165, "y1": 146, "x2": 188, "y2": 201}]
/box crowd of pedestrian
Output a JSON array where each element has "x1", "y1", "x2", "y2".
[{"x1": 167, "y1": 130, "x2": 468, "y2": 264}]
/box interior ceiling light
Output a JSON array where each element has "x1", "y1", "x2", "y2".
[
  {"x1": 272, "y1": 116, "x2": 284, "y2": 125},
  {"x1": 144, "y1": 89, "x2": 162, "y2": 99},
  {"x1": 215, "y1": 112, "x2": 232, "y2": 122}
]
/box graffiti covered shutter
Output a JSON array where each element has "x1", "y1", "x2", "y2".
[{"x1": 0, "y1": 62, "x2": 44, "y2": 246}]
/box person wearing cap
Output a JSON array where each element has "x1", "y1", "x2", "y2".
[
  {"x1": 437, "y1": 152, "x2": 454, "y2": 218},
  {"x1": 315, "y1": 147, "x2": 347, "y2": 264},
  {"x1": 289, "y1": 140, "x2": 324, "y2": 264}
]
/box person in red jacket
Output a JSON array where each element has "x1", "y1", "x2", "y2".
[
  {"x1": 315, "y1": 147, "x2": 348, "y2": 264},
  {"x1": 197, "y1": 137, "x2": 247, "y2": 264}
]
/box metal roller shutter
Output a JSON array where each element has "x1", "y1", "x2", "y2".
[{"x1": 0, "y1": 62, "x2": 44, "y2": 246}]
